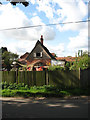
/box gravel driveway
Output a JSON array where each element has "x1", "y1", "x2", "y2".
[{"x1": 0, "y1": 96, "x2": 89, "y2": 118}]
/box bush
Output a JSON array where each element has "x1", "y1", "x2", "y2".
[
  {"x1": 65, "y1": 62, "x2": 70, "y2": 70},
  {"x1": 48, "y1": 65, "x2": 65, "y2": 71},
  {"x1": 1, "y1": 82, "x2": 89, "y2": 97},
  {"x1": 2, "y1": 82, "x2": 9, "y2": 89},
  {"x1": 2, "y1": 82, "x2": 30, "y2": 90}
]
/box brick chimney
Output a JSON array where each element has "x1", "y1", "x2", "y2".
[{"x1": 40, "y1": 35, "x2": 43, "y2": 45}]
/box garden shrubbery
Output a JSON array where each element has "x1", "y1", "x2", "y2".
[
  {"x1": 48, "y1": 65, "x2": 65, "y2": 71},
  {"x1": 0, "y1": 82, "x2": 89, "y2": 97},
  {"x1": 1, "y1": 82, "x2": 30, "y2": 90}
]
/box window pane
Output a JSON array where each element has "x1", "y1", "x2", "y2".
[{"x1": 36, "y1": 53, "x2": 40, "y2": 57}]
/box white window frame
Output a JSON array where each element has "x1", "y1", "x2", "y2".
[
  {"x1": 33, "y1": 53, "x2": 36, "y2": 57},
  {"x1": 34, "y1": 52, "x2": 43, "y2": 58},
  {"x1": 40, "y1": 52, "x2": 43, "y2": 57}
]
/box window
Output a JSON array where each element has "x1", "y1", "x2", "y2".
[
  {"x1": 33, "y1": 52, "x2": 42, "y2": 58},
  {"x1": 36, "y1": 52, "x2": 40, "y2": 57}
]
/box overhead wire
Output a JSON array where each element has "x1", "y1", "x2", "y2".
[{"x1": 0, "y1": 19, "x2": 90, "y2": 31}]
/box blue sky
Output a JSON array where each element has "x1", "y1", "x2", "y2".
[{"x1": 0, "y1": 0, "x2": 89, "y2": 57}]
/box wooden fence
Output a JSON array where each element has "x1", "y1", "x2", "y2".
[
  {"x1": 80, "y1": 68, "x2": 89, "y2": 88},
  {"x1": 1, "y1": 69, "x2": 89, "y2": 88}
]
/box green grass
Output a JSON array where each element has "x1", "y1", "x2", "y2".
[
  {"x1": 0, "y1": 82, "x2": 89, "y2": 97},
  {"x1": 1, "y1": 87, "x2": 89, "y2": 98},
  {"x1": 1, "y1": 89, "x2": 69, "y2": 97}
]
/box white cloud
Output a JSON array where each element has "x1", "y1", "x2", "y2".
[
  {"x1": 32, "y1": 12, "x2": 37, "y2": 16},
  {"x1": 53, "y1": 0, "x2": 88, "y2": 31},
  {"x1": 0, "y1": 3, "x2": 55, "y2": 41},
  {"x1": 0, "y1": 3, "x2": 29, "y2": 29},
  {"x1": 43, "y1": 27, "x2": 56, "y2": 40},
  {"x1": 0, "y1": 38, "x2": 36, "y2": 56},
  {"x1": 0, "y1": 1, "x2": 88, "y2": 57},
  {"x1": 36, "y1": 0, "x2": 54, "y2": 19},
  {"x1": 0, "y1": 39, "x2": 2, "y2": 44},
  {"x1": 67, "y1": 29, "x2": 88, "y2": 53},
  {"x1": 35, "y1": 0, "x2": 88, "y2": 31},
  {"x1": 15, "y1": 40, "x2": 36, "y2": 55},
  {"x1": 0, "y1": 3, "x2": 56, "y2": 55},
  {"x1": 0, "y1": 3, "x2": 30, "y2": 41},
  {"x1": 30, "y1": 0, "x2": 36, "y2": 4},
  {"x1": 34, "y1": 0, "x2": 88, "y2": 56},
  {"x1": 44, "y1": 42, "x2": 65, "y2": 57}
]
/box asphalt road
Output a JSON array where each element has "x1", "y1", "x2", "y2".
[{"x1": 0, "y1": 96, "x2": 89, "y2": 118}]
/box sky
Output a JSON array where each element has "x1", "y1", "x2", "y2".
[{"x1": 0, "y1": 0, "x2": 89, "y2": 57}]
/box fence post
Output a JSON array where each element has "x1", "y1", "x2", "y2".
[
  {"x1": 46, "y1": 71, "x2": 49, "y2": 85},
  {"x1": 79, "y1": 68, "x2": 80, "y2": 80},
  {"x1": 16, "y1": 69, "x2": 18, "y2": 84},
  {"x1": 32, "y1": 71, "x2": 36, "y2": 86},
  {"x1": 79, "y1": 67, "x2": 81, "y2": 88}
]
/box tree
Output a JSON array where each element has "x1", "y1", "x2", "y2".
[
  {"x1": 78, "y1": 50, "x2": 83, "y2": 57},
  {"x1": 81, "y1": 50, "x2": 83, "y2": 56},
  {"x1": 70, "y1": 50, "x2": 88, "y2": 70},
  {"x1": 48, "y1": 65, "x2": 64, "y2": 71},
  {"x1": 1, "y1": 0, "x2": 29, "y2": 7},
  {"x1": 10, "y1": 0, "x2": 29, "y2": 7},
  {"x1": 0, "y1": 47, "x2": 19, "y2": 71},
  {"x1": 78, "y1": 50, "x2": 80, "y2": 57},
  {"x1": 78, "y1": 51, "x2": 88, "y2": 69},
  {"x1": 65, "y1": 62, "x2": 70, "y2": 70},
  {"x1": 1, "y1": 47, "x2": 8, "y2": 53},
  {"x1": 67, "y1": 56, "x2": 72, "y2": 57},
  {"x1": 0, "y1": 0, "x2": 41, "y2": 8}
]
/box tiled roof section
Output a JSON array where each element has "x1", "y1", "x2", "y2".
[
  {"x1": 27, "y1": 60, "x2": 39, "y2": 66},
  {"x1": 27, "y1": 59, "x2": 51, "y2": 66},
  {"x1": 18, "y1": 59, "x2": 26, "y2": 62},
  {"x1": 18, "y1": 59, "x2": 27, "y2": 64},
  {"x1": 20, "y1": 52, "x2": 29, "y2": 59},
  {"x1": 56, "y1": 57, "x2": 79, "y2": 62},
  {"x1": 30, "y1": 60, "x2": 41, "y2": 65}
]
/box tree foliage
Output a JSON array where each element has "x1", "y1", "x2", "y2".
[
  {"x1": 0, "y1": 0, "x2": 29, "y2": 7},
  {"x1": 70, "y1": 51, "x2": 88, "y2": 70},
  {"x1": 1, "y1": 47, "x2": 8, "y2": 53},
  {"x1": 10, "y1": 0, "x2": 29, "y2": 7},
  {"x1": 1, "y1": 47, "x2": 19, "y2": 71},
  {"x1": 65, "y1": 62, "x2": 70, "y2": 70},
  {"x1": 48, "y1": 65, "x2": 65, "y2": 71}
]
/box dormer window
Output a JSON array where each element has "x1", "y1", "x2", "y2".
[{"x1": 33, "y1": 52, "x2": 42, "y2": 58}]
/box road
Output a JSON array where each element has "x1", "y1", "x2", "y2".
[{"x1": 0, "y1": 96, "x2": 89, "y2": 118}]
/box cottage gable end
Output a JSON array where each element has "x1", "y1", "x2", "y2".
[{"x1": 26, "y1": 40, "x2": 54, "y2": 62}]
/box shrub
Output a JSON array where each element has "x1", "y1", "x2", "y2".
[
  {"x1": 1, "y1": 84, "x2": 89, "y2": 97},
  {"x1": 48, "y1": 65, "x2": 64, "y2": 71},
  {"x1": 2, "y1": 82, "x2": 9, "y2": 89},
  {"x1": 65, "y1": 62, "x2": 70, "y2": 70},
  {"x1": 1, "y1": 82, "x2": 30, "y2": 90}
]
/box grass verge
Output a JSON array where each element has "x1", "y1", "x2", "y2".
[
  {"x1": 1, "y1": 87, "x2": 89, "y2": 98},
  {"x1": 0, "y1": 82, "x2": 89, "y2": 97}
]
